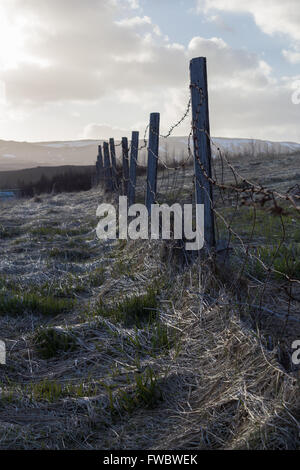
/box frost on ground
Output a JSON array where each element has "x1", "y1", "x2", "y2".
[{"x1": 0, "y1": 188, "x2": 299, "y2": 450}]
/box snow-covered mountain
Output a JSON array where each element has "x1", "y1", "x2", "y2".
[
  {"x1": 210, "y1": 137, "x2": 300, "y2": 158},
  {"x1": 0, "y1": 136, "x2": 299, "y2": 171}
]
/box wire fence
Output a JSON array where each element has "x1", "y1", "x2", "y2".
[{"x1": 94, "y1": 57, "x2": 300, "y2": 372}]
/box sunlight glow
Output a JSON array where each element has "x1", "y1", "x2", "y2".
[{"x1": 0, "y1": 6, "x2": 26, "y2": 69}]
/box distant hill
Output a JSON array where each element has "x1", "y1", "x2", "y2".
[
  {"x1": 0, "y1": 139, "x2": 101, "y2": 171},
  {"x1": 0, "y1": 165, "x2": 94, "y2": 190},
  {"x1": 0, "y1": 136, "x2": 299, "y2": 172}
]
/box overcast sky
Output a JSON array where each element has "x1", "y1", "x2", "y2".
[{"x1": 0, "y1": 0, "x2": 299, "y2": 142}]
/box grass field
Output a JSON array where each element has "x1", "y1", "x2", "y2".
[{"x1": 0, "y1": 151, "x2": 299, "y2": 449}]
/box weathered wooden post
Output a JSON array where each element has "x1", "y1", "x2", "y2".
[
  {"x1": 146, "y1": 113, "x2": 160, "y2": 212},
  {"x1": 128, "y1": 131, "x2": 139, "y2": 206},
  {"x1": 109, "y1": 138, "x2": 118, "y2": 191},
  {"x1": 96, "y1": 144, "x2": 104, "y2": 185},
  {"x1": 190, "y1": 57, "x2": 215, "y2": 250},
  {"x1": 122, "y1": 137, "x2": 130, "y2": 196},
  {"x1": 103, "y1": 141, "x2": 113, "y2": 192}
]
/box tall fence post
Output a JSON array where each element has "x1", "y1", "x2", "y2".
[
  {"x1": 190, "y1": 57, "x2": 215, "y2": 250},
  {"x1": 128, "y1": 131, "x2": 139, "y2": 206},
  {"x1": 103, "y1": 141, "x2": 113, "y2": 192},
  {"x1": 146, "y1": 113, "x2": 160, "y2": 212},
  {"x1": 122, "y1": 137, "x2": 130, "y2": 196},
  {"x1": 109, "y1": 138, "x2": 118, "y2": 191},
  {"x1": 96, "y1": 144, "x2": 104, "y2": 185}
]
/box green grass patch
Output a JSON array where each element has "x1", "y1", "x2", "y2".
[
  {"x1": 127, "y1": 323, "x2": 177, "y2": 356},
  {"x1": 112, "y1": 258, "x2": 134, "y2": 278},
  {"x1": 30, "y1": 223, "x2": 95, "y2": 238},
  {"x1": 247, "y1": 243, "x2": 300, "y2": 281},
  {"x1": 150, "y1": 323, "x2": 176, "y2": 353},
  {"x1": 49, "y1": 247, "x2": 93, "y2": 262},
  {"x1": 0, "y1": 225, "x2": 22, "y2": 239},
  {"x1": 95, "y1": 288, "x2": 158, "y2": 327},
  {"x1": 0, "y1": 292, "x2": 75, "y2": 317},
  {"x1": 34, "y1": 327, "x2": 78, "y2": 359},
  {"x1": 35, "y1": 275, "x2": 88, "y2": 298},
  {"x1": 111, "y1": 367, "x2": 162, "y2": 414},
  {"x1": 28, "y1": 379, "x2": 98, "y2": 402},
  {"x1": 25, "y1": 269, "x2": 105, "y2": 302},
  {"x1": 217, "y1": 206, "x2": 300, "y2": 244},
  {"x1": 89, "y1": 266, "x2": 105, "y2": 287}
]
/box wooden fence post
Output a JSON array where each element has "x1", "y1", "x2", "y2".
[
  {"x1": 109, "y1": 138, "x2": 118, "y2": 190},
  {"x1": 146, "y1": 113, "x2": 160, "y2": 212},
  {"x1": 190, "y1": 57, "x2": 215, "y2": 250},
  {"x1": 96, "y1": 145, "x2": 104, "y2": 185},
  {"x1": 122, "y1": 137, "x2": 130, "y2": 196},
  {"x1": 103, "y1": 141, "x2": 113, "y2": 192},
  {"x1": 128, "y1": 131, "x2": 139, "y2": 206}
]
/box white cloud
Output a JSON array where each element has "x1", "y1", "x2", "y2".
[
  {"x1": 0, "y1": 0, "x2": 187, "y2": 104},
  {"x1": 127, "y1": 0, "x2": 139, "y2": 9},
  {"x1": 282, "y1": 47, "x2": 300, "y2": 64},
  {"x1": 196, "y1": 0, "x2": 300, "y2": 41},
  {"x1": 206, "y1": 14, "x2": 235, "y2": 33},
  {"x1": 0, "y1": 0, "x2": 299, "y2": 143},
  {"x1": 187, "y1": 36, "x2": 273, "y2": 90},
  {"x1": 82, "y1": 123, "x2": 128, "y2": 140},
  {"x1": 0, "y1": 81, "x2": 6, "y2": 104},
  {"x1": 115, "y1": 15, "x2": 151, "y2": 28}
]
